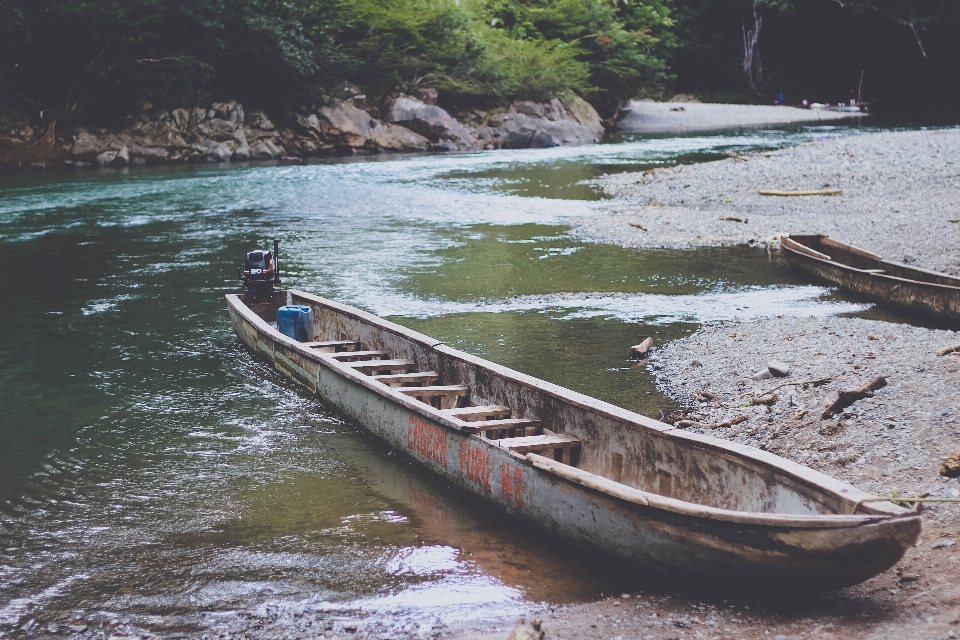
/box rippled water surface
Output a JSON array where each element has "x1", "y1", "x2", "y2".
[{"x1": 0, "y1": 125, "x2": 876, "y2": 635}]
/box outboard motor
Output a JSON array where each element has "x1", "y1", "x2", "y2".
[{"x1": 238, "y1": 239, "x2": 281, "y2": 301}]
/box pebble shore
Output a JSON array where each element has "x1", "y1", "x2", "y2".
[
  {"x1": 576, "y1": 127, "x2": 960, "y2": 275},
  {"x1": 545, "y1": 126, "x2": 960, "y2": 640}
]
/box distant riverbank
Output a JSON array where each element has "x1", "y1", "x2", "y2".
[
  {"x1": 576, "y1": 127, "x2": 960, "y2": 275},
  {"x1": 617, "y1": 100, "x2": 863, "y2": 133}
]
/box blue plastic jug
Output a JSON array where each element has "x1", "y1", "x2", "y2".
[{"x1": 277, "y1": 305, "x2": 313, "y2": 342}]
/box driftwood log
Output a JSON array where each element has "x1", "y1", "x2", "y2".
[
  {"x1": 822, "y1": 376, "x2": 887, "y2": 418},
  {"x1": 758, "y1": 189, "x2": 843, "y2": 196},
  {"x1": 676, "y1": 415, "x2": 747, "y2": 430},
  {"x1": 630, "y1": 337, "x2": 653, "y2": 358},
  {"x1": 936, "y1": 343, "x2": 960, "y2": 357}
]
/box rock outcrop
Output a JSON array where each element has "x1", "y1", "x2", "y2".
[
  {"x1": 388, "y1": 96, "x2": 478, "y2": 151},
  {"x1": 2, "y1": 92, "x2": 608, "y2": 171},
  {"x1": 468, "y1": 94, "x2": 605, "y2": 149}
]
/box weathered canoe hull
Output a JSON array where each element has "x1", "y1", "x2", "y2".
[
  {"x1": 226, "y1": 290, "x2": 920, "y2": 591},
  {"x1": 783, "y1": 234, "x2": 960, "y2": 325}
]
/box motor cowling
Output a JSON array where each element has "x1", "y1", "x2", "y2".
[{"x1": 238, "y1": 240, "x2": 281, "y2": 300}]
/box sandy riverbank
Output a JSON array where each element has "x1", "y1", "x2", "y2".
[
  {"x1": 617, "y1": 101, "x2": 862, "y2": 133},
  {"x1": 576, "y1": 127, "x2": 960, "y2": 275}
]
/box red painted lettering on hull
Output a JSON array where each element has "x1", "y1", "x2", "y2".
[
  {"x1": 500, "y1": 462, "x2": 524, "y2": 507},
  {"x1": 459, "y1": 442, "x2": 492, "y2": 491},
  {"x1": 407, "y1": 416, "x2": 447, "y2": 466}
]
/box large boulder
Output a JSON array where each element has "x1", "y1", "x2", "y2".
[
  {"x1": 388, "y1": 96, "x2": 476, "y2": 150},
  {"x1": 244, "y1": 110, "x2": 276, "y2": 132},
  {"x1": 71, "y1": 128, "x2": 131, "y2": 165},
  {"x1": 530, "y1": 119, "x2": 599, "y2": 147},
  {"x1": 193, "y1": 139, "x2": 232, "y2": 162},
  {"x1": 97, "y1": 144, "x2": 129, "y2": 167},
  {"x1": 248, "y1": 137, "x2": 286, "y2": 160},
  {"x1": 369, "y1": 123, "x2": 430, "y2": 152},
  {"x1": 484, "y1": 97, "x2": 605, "y2": 149},
  {"x1": 561, "y1": 94, "x2": 604, "y2": 138},
  {"x1": 320, "y1": 101, "x2": 376, "y2": 138}
]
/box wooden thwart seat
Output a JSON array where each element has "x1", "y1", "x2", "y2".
[
  {"x1": 372, "y1": 372, "x2": 439, "y2": 386},
  {"x1": 461, "y1": 418, "x2": 541, "y2": 438},
  {"x1": 346, "y1": 359, "x2": 414, "y2": 373},
  {"x1": 397, "y1": 385, "x2": 469, "y2": 398},
  {"x1": 329, "y1": 350, "x2": 387, "y2": 361},
  {"x1": 304, "y1": 340, "x2": 361, "y2": 352},
  {"x1": 440, "y1": 405, "x2": 511, "y2": 421},
  {"x1": 398, "y1": 385, "x2": 468, "y2": 410},
  {"x1": 495, "y1": 433, "x2": 581, "y2": 464}
]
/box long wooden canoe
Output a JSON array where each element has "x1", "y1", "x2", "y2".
[
  {"x1": 226, "y1": 289, "x2": 920, "y2": 591},
  {"x1": 782, "y1": 234, "x2": 960, "y2": 325}
]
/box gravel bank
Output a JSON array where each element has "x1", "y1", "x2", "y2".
[
  {"x1": 617, "y1": 101, "x2": 862, "y2": 133},
  {"x1": 651, "y1": 315, "x2": 960, "y2": 508},
  {"x1": 576, "y1": 128, "x2": 960, "y2": 275}
]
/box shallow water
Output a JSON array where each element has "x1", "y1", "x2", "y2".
[{"x1": 0, "y1": 125, "x2": 878, "y2": 634}]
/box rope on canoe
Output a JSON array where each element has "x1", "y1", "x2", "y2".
[{"x1": 852, "y1": 496, "x2": 960, "y2": 514}]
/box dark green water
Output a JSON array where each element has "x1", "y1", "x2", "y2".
[{"x1": 0, "y1": 127, "x2": 874, "y2": 635}]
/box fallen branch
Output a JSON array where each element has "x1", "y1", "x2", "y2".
[
  {"x1": 628, "y1": 222, "x2": 647, "y2": 231},
  {"x1": 948, "y1": 219, "x2": 960, "y2": 223},
  {"x1": 748, "y1": 394, "x2": 777, "y2": 406},
  {"x1": 758, "y1": 189, "x2": 843, "y2": 197},
  {"x1": 726, "y1": 151, "x2": 748, "y2": 162},
  {"x1": 822, "y1": 376, "x2": 887, "y2": 418},
  {"x1": 731, "y1": 376, "x2": 833, "y2": 402},
  {"x1": 676, "y1": 416, "x2": 747, "y2": 430},
  {"x1": 718, "y1": 216, "x2": 748, "y2": 223},
  {"x1": 698, "y1": 390, "x2": 724, "y2": 406},
  {"x1": 936, "y1": 343, "x2": 960, "y2": 357}
]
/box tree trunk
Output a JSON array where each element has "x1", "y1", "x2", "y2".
[{"x1": 741, "y1": 2, "x2": 763, "y2": 93}]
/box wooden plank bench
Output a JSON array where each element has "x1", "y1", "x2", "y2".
[
  {"x1": 440, "y1": 405, "x2": 511, "y2": 421},
  {"x1": 329, "y1": 350, "x2": 387, "y2": 361},
  {"x1": 345, "y1": 359, "x2": 414, "y2": 373},
  {"x1": 372, "y1": 372, "x2": 439, "y2": 386},
  {"x1": 397, "y1": 385, "x2": 469, "y2": 398},
  {"x1": 303, "y1": 340, "x2": 361, "y2": 352},
  {"x1": 461, "y1": 418, "x2": 541, "y2": 438},
  {"x1": 397, "y1": 385, "x2": 469, "y2": 410},
  {"x1": 495, "y1": 433, "x2": 581, "y2": 464}
]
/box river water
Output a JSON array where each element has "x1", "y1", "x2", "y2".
[{"x1": 0, "y1": 125, "x2": 876, "y2": 636}]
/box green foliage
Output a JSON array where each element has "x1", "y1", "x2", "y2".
[{"x1": 0, "y1": 0, "x2": 677, "y2": 122}]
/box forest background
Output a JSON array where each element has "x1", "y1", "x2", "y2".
[{"x1": 0, "y1": 0, "x2": 957, "y2": 128}]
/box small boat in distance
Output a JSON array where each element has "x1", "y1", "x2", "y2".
[
  {"x1": 227, "y1": 274, "x2": 920, "y2": 592},
  {"x1": 782, "y1": 234, "x2": 960, "y2": 326}
]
